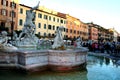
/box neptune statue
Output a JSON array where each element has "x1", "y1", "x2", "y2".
[{"x1": 13, "y1": 1, "x2": 40, "y2": 48}]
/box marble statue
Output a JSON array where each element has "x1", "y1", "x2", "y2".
[
  {"x1": 52, "y1": 26, "x2": 65, "y2": 50},
  {"x1": 13, "y1": 1, "x2": 40, "y2": 48},
  {"x1": 75, "y1": 37, "x2": 82, "y2": 48},
  {"x1": 18, "y1": 1, "x2": 40, "y2": 40},
  {"x1": 0, "y1": 31, "x2": 18, "y2": 52}
]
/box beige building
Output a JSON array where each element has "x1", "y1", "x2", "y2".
[{"x1": 18, "y1": 5, "x2": 66, "y2": 39}]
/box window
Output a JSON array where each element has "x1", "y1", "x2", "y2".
[
  {"x1": 38, "y1": 23, "x2": 41, "y2": 28},
  {"x1": 48, "y1": 33, "x2": 51, "y2": 37},
  {"x1": 1, "y1": 0, "x2": 7, "y2": 6},
  {"x1": 53, "y1": 25, "x2": 55, "y2": 30},
  {"x1": 80, "y1": 31, "x2": 82, "y2": 34},
  {"x1": 53, "y1": 17, "x2": 55, "y2": 22},
  {"x1": 48, "y1": 25, "x2": 52, "y2": 30},
  {"x1": 52, "y1": 34, "x2": 55, "y2": 37},
  {"x1": 1, "y1": 9, "x2": 7, "y2": 16},
  {"x1": 60, "y1": 19, "x2": 63, "y2": 23},
  {"x1": 66, "y1": 29, "x2": 68, "y2": 32},
  {"x1": 49, "y1": 16, "x2": 51, "y2": 20},
  {"x1": 57, "y1": 18, "x2": 59, "y2": 22},
  {"x1": 10, "y1": 11, "x2": 16, "y2": 17},
  {"x1": 44, "y1": 24, "x2": 46, "y2": 29},
  {"x1": 20, "y1": 8, "x2": 23, "y2": 14},
  {"x1": 57, "y1": 26, "x2": 59, "y2": 30},
  {"x1": 1, "y1": 9, "x2": 6, "y2": 15},
  {"x1": 77, "y1": 31, "x2": 79, "y2": 34},
  {"x1": 3, "y1": 0, "x2": 6, "y2": 6},
  {"x1": 38, "y1": 32, "x2": 40, "y2": 35},
  {"x1": 19, "y1": 19, "x2": 23, "y2": 26},
  {"x1": 64, "y1": 28, "x2": 66, "y2": 32},
  {"x1": 38, "y1": 13, "x2": 42, "y2": 18},
  {"x1": 44, "y1": 15, "x2": 48, "y2": 19},
  {"x1": 44, "y1": 33, "x2": 46, "y2": 36},
  {"x1": 10, "y1": 2, "x2": 16, "y2": 9},
  {"x1": 74, "y1": 30, "x2": 76, "y2": 34},
  {"x1": 14, "y1": 3, "x2": 16, "y2": 9}
]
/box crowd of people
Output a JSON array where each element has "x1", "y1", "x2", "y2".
[{"x1": 82, "y1": 41, "x2": 120, "y2": 57}]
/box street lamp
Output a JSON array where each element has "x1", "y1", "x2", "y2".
[{"x1": 11, "y1": 0, "x2": 14, "y2": 41}]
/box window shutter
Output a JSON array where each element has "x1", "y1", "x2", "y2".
[
  {"x1": 9, "y1": 11, "x2": 11, "y2": 17},
  {"x1": 6, "y1": 1, "x2": 8, "y2": 6},
  {"x1": 14, "y1": 4, "x2": 16, "y2": 9}
]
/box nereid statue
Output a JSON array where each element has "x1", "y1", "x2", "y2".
[{"x1": 52, "y1": 26, "x2": 65, "y2": 50}]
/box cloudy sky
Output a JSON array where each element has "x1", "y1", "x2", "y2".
[{"x1": 20, "y1": 0, "x2": 120, "y2": 33}]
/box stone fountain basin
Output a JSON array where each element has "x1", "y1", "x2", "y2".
[{"x1": 0, "y1": 48, "x2": 88, "y2": 72}]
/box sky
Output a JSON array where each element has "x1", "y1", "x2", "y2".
[{"x1": 20, "y1": 0, "x2": 120, "y2": 33}]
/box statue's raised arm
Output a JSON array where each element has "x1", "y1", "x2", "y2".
[{"x1": 30, "y1": 1, "x2": 40, "y2": 12}]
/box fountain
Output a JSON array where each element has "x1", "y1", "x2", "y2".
[{"x1": 0, "y1": 1, "x2": 88, "y2": 72}]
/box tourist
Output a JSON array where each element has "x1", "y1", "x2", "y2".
[
  {"x1": 99, "y1": 42, "x2": 104, "y2": 53},
  {"x1": 104, "y1": 41, "x2": 111, "y2": 54}
]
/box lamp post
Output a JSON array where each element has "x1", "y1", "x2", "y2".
[{"x1": 11, "y1": 1, "x2": 14, "y2": 41}]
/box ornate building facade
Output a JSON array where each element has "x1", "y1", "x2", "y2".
[{"x1": 0, "y1": 0, "x2": 19, "y2": 32}]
